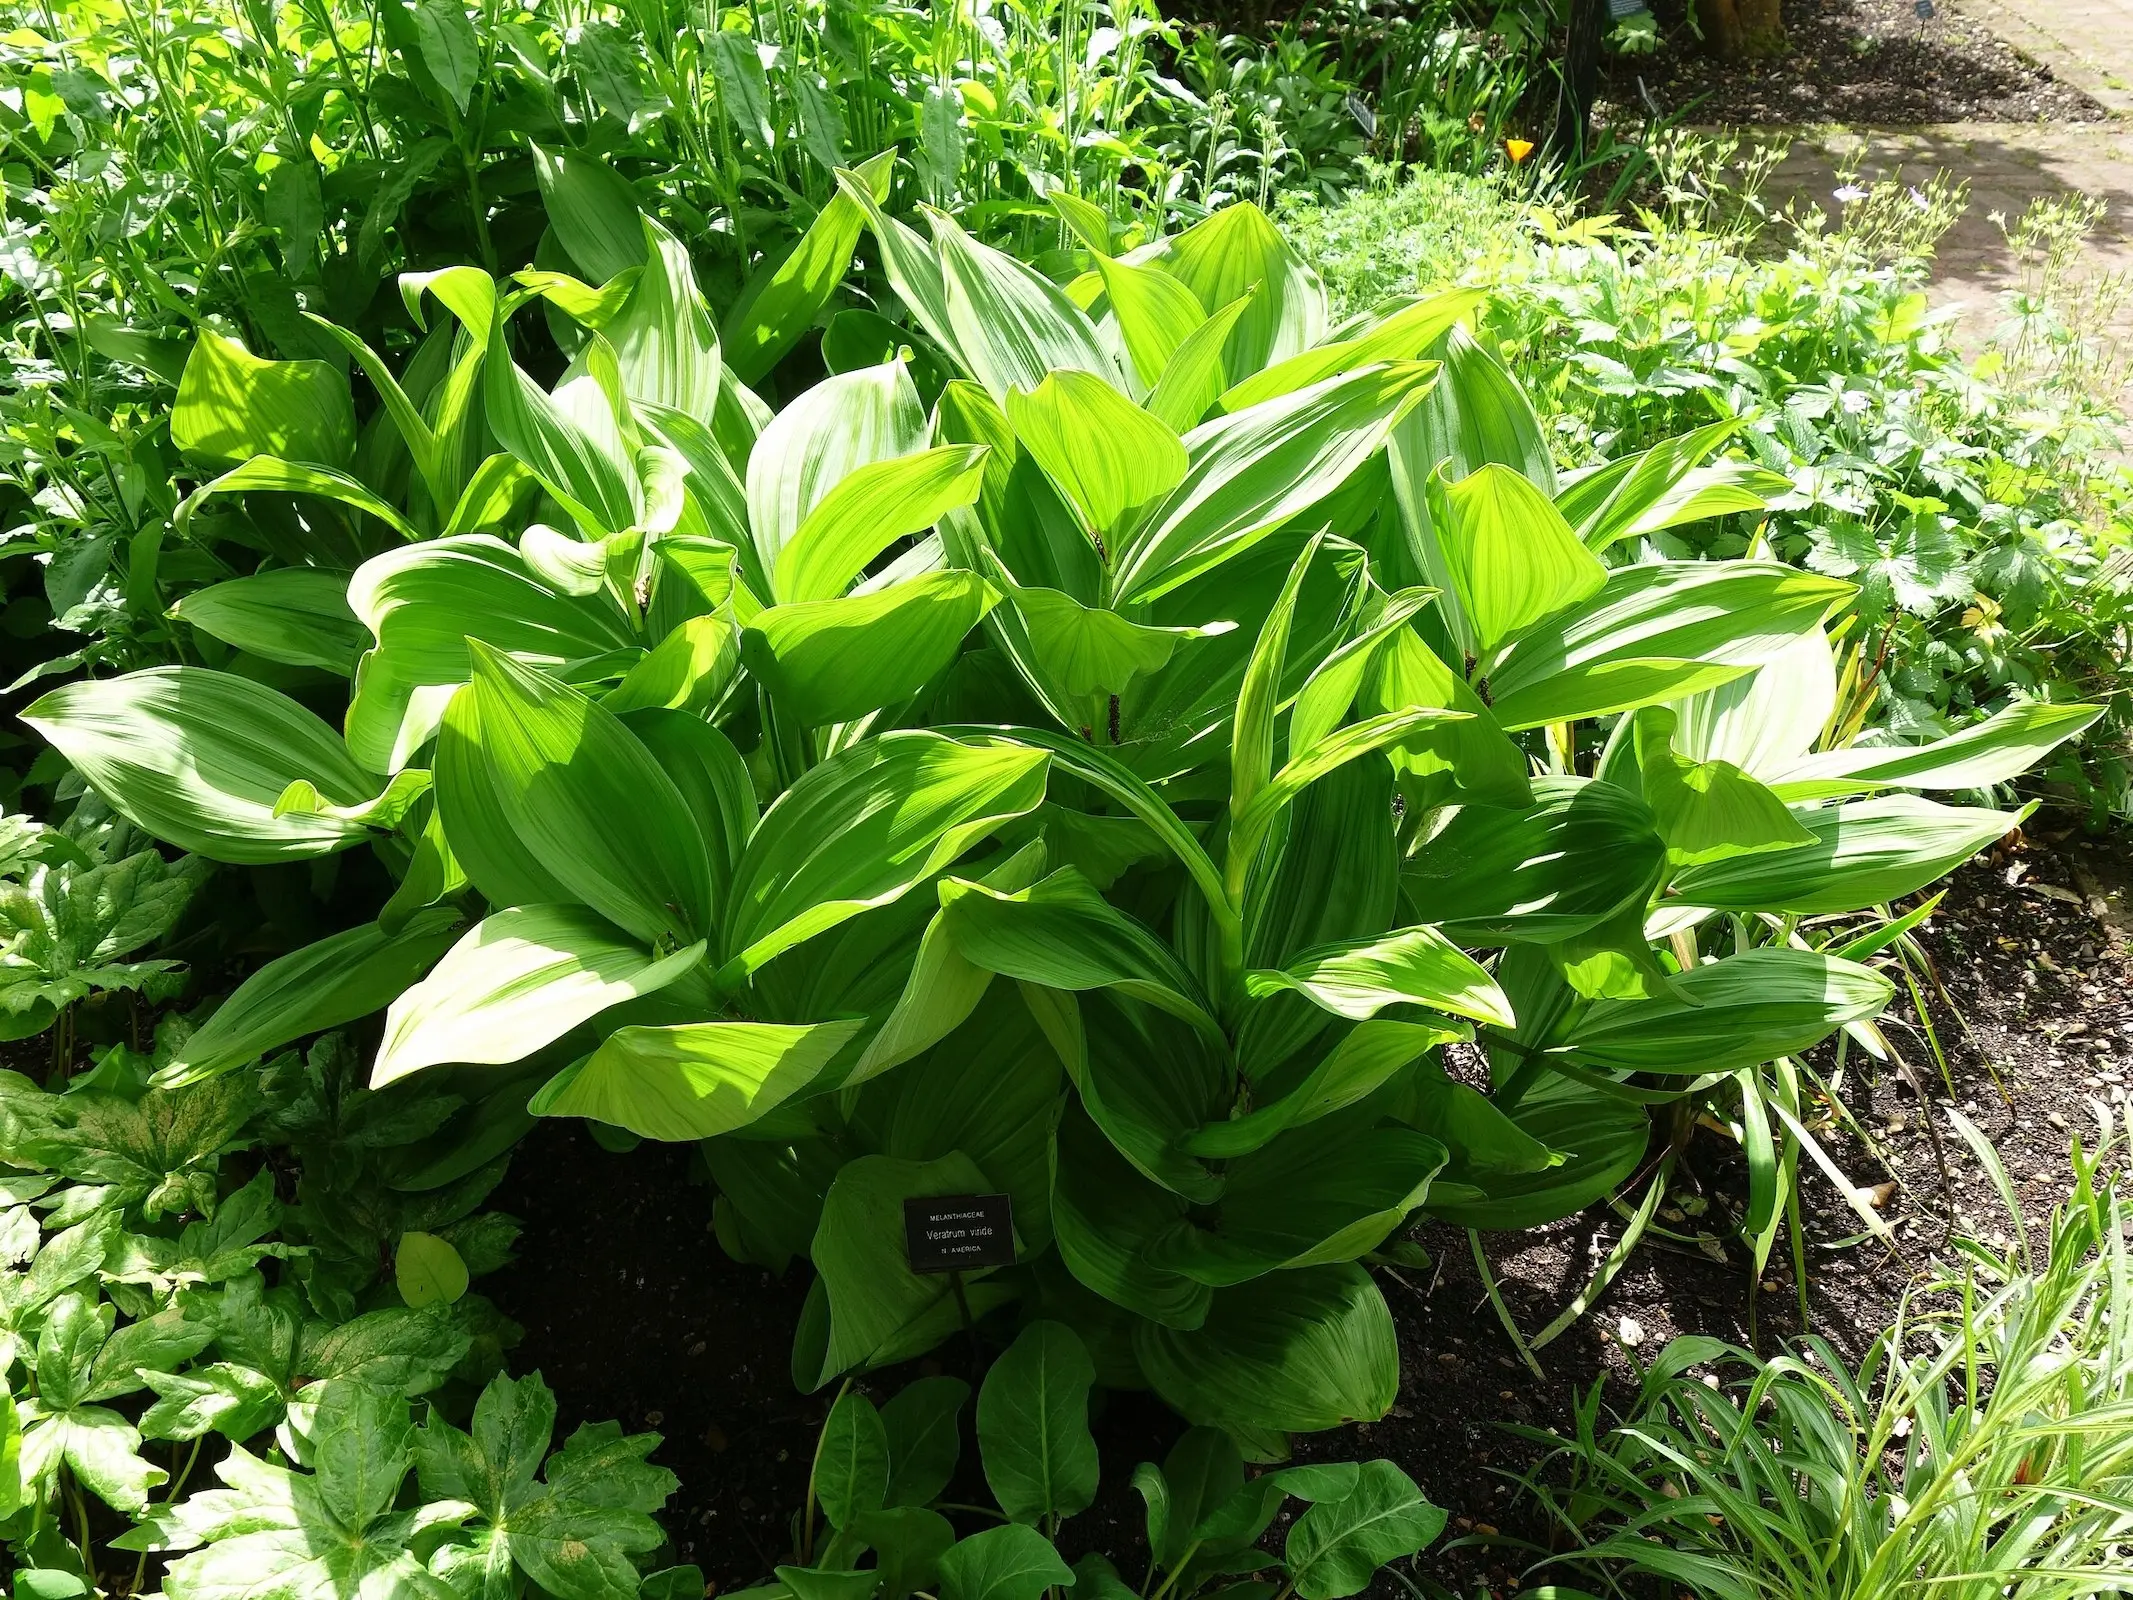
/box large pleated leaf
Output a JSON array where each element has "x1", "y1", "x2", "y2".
[
  {"x1": 531, "y1": 1017, "x2": 864, "y2": 1140},
  {"x1": 807, "y1": 1152, "x2": 1017, "y2": 1386},
  {"x1": 1562, "y1": 948, "x2": 1892, "y2": 1075},
  {"x1": 1629, "y1": 706, "x2": 1814, "y2": 867},
  {"x1": 1005, "y1": 371, "x2": 1187, "y2": 540},
  {"x1": 1768, "y1": 699, "x2": 2103, "y2": 800},
  {"x1": 1115, "y1": 365, "x2": 1437, "y2": 603},
  {"x1": 1149, "y1": 202, "x2": 1327, "y2": 378},
  {"x1": 745, "y1": 359, "x2": 928, "y2": 579},
  {"x1": 1428, "y1": 464, "x2": 1607, "y2": 658},
  {"x1": 1134, "y1": 1264, "x2": 1396, "y2": 1436},
  {"x1": 466, "y1": 644, "x2": 714, "y2": 945},
  {"x1": 774, "y1": 445, "x2": 990, "y2": 603},
  {"x1": 346, "y1": 535, "x2": 638, "y2": 773},
  {"x1": 722, "y1": 732, "x2": 1050, "y2": 979},
  {"x1": 938, "y1": 867, "x2": 1218, "y2": 1037},
  {"x1": 1420, "y1": 1076, "x2": 1648, "y2": 1229},
  {"x1": 723, "y1": 150, "x2": 894, "y2": 384},
  {"x1": 1187, "y1": 1020, "x2": 1461, "y2": 1158},
  {"x1": 928, "y1": 211, "x2": 1120, "y2": 399},
  {"x1": 169, "y1": 569, "x2": 366, "y2": 676},
  {"x1": 483, "y1": 333, "x2": 638, "y2": 537},
  {"x1": 159, "y1": 909, "x2": 464, "y2": 1088},
  {"x1": 171, "y1": 330, "x2": 355, "y2": 470},
  {"x1": 1053, "y1": 1107, "x2": 1209, "y2": 1329},
  {"x1": 1246, "y1": 926, "x2": 1513, "y2": 1026},
  {"x1": 1218, "y1": 287, "x2": 1481, "y2": 412},
  {"x1": 741, "y1": 571, "x2": 1000, "y2": 727},
  {"x1": 1147, "y1": 1111, "x2": 1447, "y2": 1285},
  {"x1": 1402, "y1": 776, "x2": 1664, "y2": 944},
  {"x1": 373, "y1": 905, "x2": 706, "y2": 1085},
  {"x1": 1670, "y1": 796, "x2": 2025, "y2": 914},
  {"x1": 25, "y1": 669, "x2": 380, "y2": 864},
  {"x1": 1670, "y1": 628, "x2": 1837, "y2": 783},
  {"x1": 607, "y1": 215, "x2": 722, "y2": 420},
  {"x1": 1487, "y1": 563, "x2": 1852, "y2": 711}
]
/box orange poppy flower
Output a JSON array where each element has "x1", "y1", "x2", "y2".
[{"x1": 1505, "y1": 138, "x2": 1535, "y2": 165}]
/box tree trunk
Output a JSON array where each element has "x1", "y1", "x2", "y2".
[
  {"x1": 1697, "y1": 0, "x2": 1785, "y2": 59},
  {"x1": 1551, "y1": 0, "x2": 1607, "y2": 165}
]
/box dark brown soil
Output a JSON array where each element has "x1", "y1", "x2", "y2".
[
  {"x1": 485, "y1": 823, "x2": 2133, "y2": 1599},
  {"x1": 1602, "y1": 0, "x2": 2107, "y2": 125}
]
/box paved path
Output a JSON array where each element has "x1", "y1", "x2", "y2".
[{"x1": 1730, "y1": 0, "x2": 2133, "y2": 376}]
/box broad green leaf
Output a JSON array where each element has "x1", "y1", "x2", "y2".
[
  {"x1": 977, "y1": 1320, "x2": 1098, "y2": 1525},
  {"x1": 881, "y1": 1376, "x2": 969, "y2": 1508},
  {"x1": 1078, "y1": 997, "x2": 1230, "y2": 1203},
  {"x1": 529, "y1": 1017, "x2": 863, "y2": 1140},
  {"x1": 1429, "y1": 464, "x2": 1606, "y2": 658},
  {"x1": 606, "y1": 215, "x2": 722, "y2": 420},
  {"x1": 1489, "y1": 659, "x2": 1756, "y2": 733},
  {"x1": 808, "y1": 1153, "x2": 1017, "y2": 1385},
  {"x1": 25, "y1": 669, "x2": 379, "y2": 864},
  {"x1": 483, "y1": 332, "x2": 638, "y2": 538},
  {"x1": 1219, "y1": 288, "x2": 1481, "y2": 412},
  {"x1": 723, "y1": 732, "x2": 1050, "y2": 980},
  {"x1": 173, "y1": 455, "x2": 422, "y2": 547},
  {"x1": 1185, "y1": 1019, "x2": 1461, "y2": 1157},
  {"x1": 855, "y1": 1507, "x2": 958, "y2": 1600},
  {"x1": 532, "y1": 144, "x2": 646, "y2": 283},
  {"x1": 1117, "y1": 365, "x2": 1437, "y2": 603},
  {"x1": 937, "y1": 1523, "x2": 1075, "y2": 1600},
  {"x1": 604, "y1": 615, "x2": 739, "y2": 718},
  {"x1": 1403, "y1": 776, "x2": 1662, "y2": 944},
  {"x1": 723, "y1": 151, "x2": 895, "y2": 384},
  {"x1": 1150, "y1": 202, "x2": 1326, "y2": 378},
  {"x1": 1283, "y1": 1462, "x2": 1445, "y2": 1599},
  {"x1": 999, "y1": 576, "x2": 1231, "y2": 699},
  {"x1": 940, "y1": 867, "x2": 1218, "y2": 1037},
  {"x1": 1422, "y1": 1074, "x2": 1646, "y2": 1230},
  {"x1": 1134, "y1": 1264, "x2": 1396, "y2": 1435},
  {"x1": 1769, "y1": 700, "x2": 2104, "y2": 799},
  {"x1": 928, "y1": 210, "x2": 1120, "y2": 400},
  {"x1": 172, "y1": 330, "x2": 355, "y2": 470},
  {"x1": 1672, "y1": 628, "x2": 1836, "y2": 784},
  {"x1": 394, "y1": 1232, "x2": 468, "y2": 1308},
  {"x1": 1149, "y1": 1111, "x2": 1446, "y2": 1284},
  {"x1": 373, "y1": 906, "x2": 706, "y2": 1086},
  {"x1": 1247, "y1": 926, "x2": 1511, "y2": 1025},
  {"x1": 1562, "y1": 948, "x2": 1892, "y2": 1074},
  {"x1": 159, "y1": 910, "x2": 463, "y2": 1088},
  {"x1": 1487, "y1": 563, "x2": 1852, "y2": 709},
  {"x1": 1006, "y1": 372, "x2": 1187, "y2": 540},
  {"x1": 743, "y1": 571, "x2": 1000, "y2": 727},
  {"x1": 815, "y1": 1388, "x2": 889, "y2": 1529},
  {"x1": 1087, "y1": 252, "x2": 1208, "y2": 394},
  {"x1": 1631, "y1": 707, "x2": 1813, "y2": 867},
  {"x1": 346, "y1": 534, "x2": 639, "y2": 773},
  {"x1": 1670, "y1": 796, "x2": 2025, "y2": 914},
  {"x1": 1560, "y1": 420, "x2": 1785, "y2": 552},
  {"x1": 171, "y1": 569, "x2": 367, "y2": 675},
  {"x1": 468, "y1": 642, "x2": 714, "y2": 943},
  {"x1": 433, "y1": 684, "x2": 578, "y2": 912},
  {"x1": 746, "y1": 360, "x2": 928, "y2": 580},
  {"x1": 1053, "y1": 1107, "x2": 1209, "y2": 1329},
  {"x1": 776, "y1": 445, "x2": 991, "y2": 603},
  {"x1": 1144, "y1": 295, "x2": 1255, "y2": 435}
]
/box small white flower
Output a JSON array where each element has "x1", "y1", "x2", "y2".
[
  {"x1": 1618, "y1": 1315, "x2": 1646, "y2": 1347},
  {"x1": 1910, "y1": 186, "x2": 1931, "y2": 209},
  {"x1": 1834, "y1": 184, "x2": 1868, "y2": 204}
]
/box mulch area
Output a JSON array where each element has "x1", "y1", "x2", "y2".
[
  {"x1": 1602, "y1": 0, "x2": 2106, "y2": 124},
  {"x1": 483, "y1": 816, "x2": 2133, "y2": 1598}
]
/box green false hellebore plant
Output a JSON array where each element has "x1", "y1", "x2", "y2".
[{"x1": 23, "y1": 183, "x2": 2101, "y2": 1454}]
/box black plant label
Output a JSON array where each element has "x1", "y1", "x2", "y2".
[{"x1": 903, "y1": 1193, "x2": 1016, "y2": 1273}]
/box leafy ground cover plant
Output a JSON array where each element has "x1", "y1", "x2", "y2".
[
  {"x1": 1285, "y1": 163, "x2": 2133, "y2": 820},
  {"x1": 1507, "y1": 1112, "x2": 2133, "y2": 1599},
  {"x1": 767, "y1": 1319, "x2": 1446, "y2": 1600},
  {"x1": 0, "y1": 1031, "x2": 685, "y2": 1596},
  {"x1": 17, "y1": 185, "x2": 2099, "y2": 1458}
]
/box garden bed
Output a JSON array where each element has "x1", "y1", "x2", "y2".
[
  {"x1": 483, "y1": 823, "x2": 2133, "y2": 1596},
  {"x1": 1601, "y1": 0, "x2": 2105, "y2": 125}
]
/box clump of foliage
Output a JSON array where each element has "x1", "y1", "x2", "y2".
[
  {"x1": 771, "y1": 1319, "x2": 1445, "y2": 1600},
  {"x1": 18, "y1": 182, "x2": 2093, "y2": 1459},
  {"x1": 1511, "y1": 1115, "x2": 2133, "y2": 1599},
  {"x1": 1286, "y1": 165, "x2": 2133, "y2": 819},
  {"x1": 0, "y1": 1034, "x2": 684, "y2": 1595}
]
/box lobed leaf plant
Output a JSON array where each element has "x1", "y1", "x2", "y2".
[{"x1": 22, "y1": 182, "x2": 2102, "y2": 1456}]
